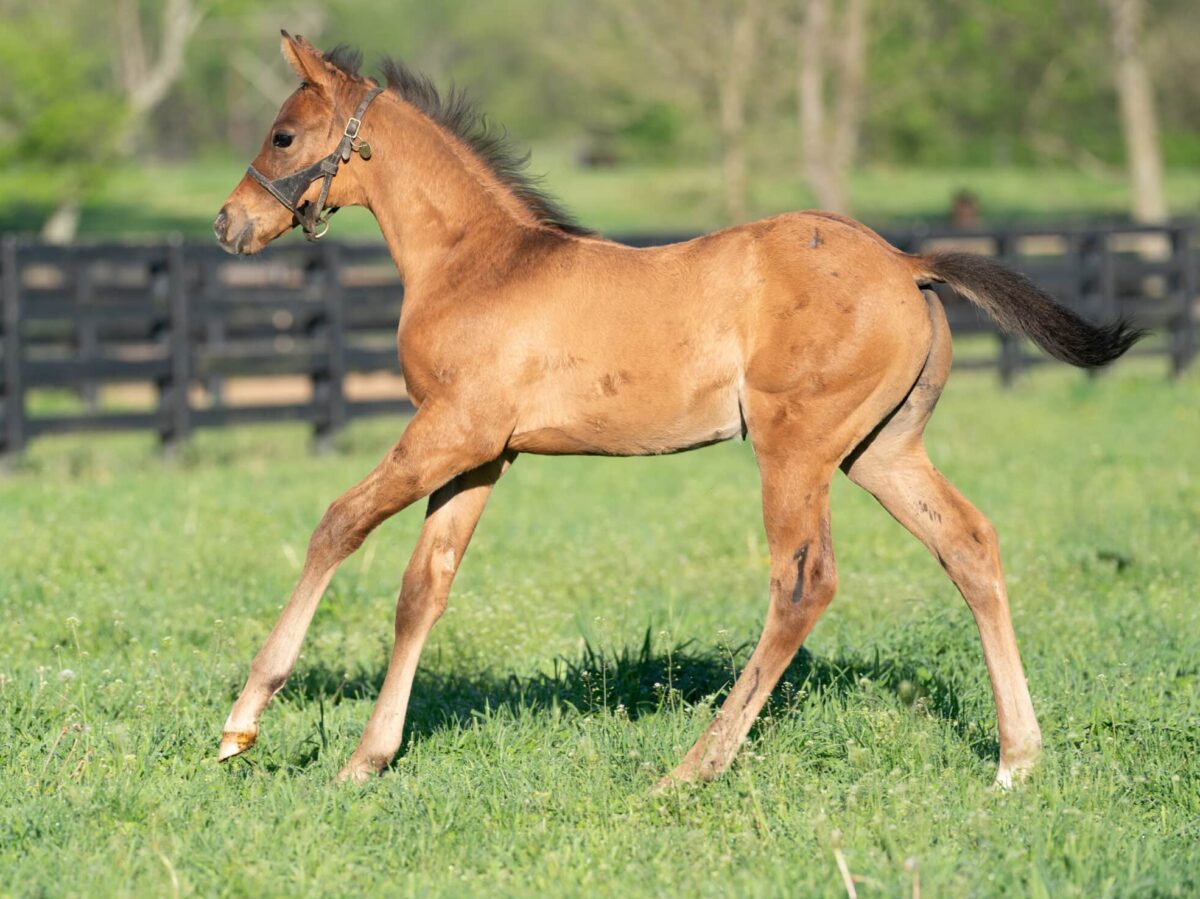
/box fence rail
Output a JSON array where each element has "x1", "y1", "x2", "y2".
[{"x1": 1, "y1": 222, "x2": 1196, "y2": 460}]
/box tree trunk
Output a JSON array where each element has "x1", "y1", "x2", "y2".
[
  {"x1": 829, "y1": 0, "x2": 867, "y2": 209},
  {"x1": 41, "y1": 196, "x2": 82, "y2": 244},
  {"x1": 798, "y1": 0, "x2": 838, "y2": 211},
  {"x1": 115, "y1": 0, "x2": 204, "y2": 145},
  {"x1": 718, "y1": 0, "x2": 761, "y2": 224},
  {"x1": 1107, "y1": 0, "x2": 1166, "y2": 223},
  {"x1": 798, "y1": 0, "x2": 868, "y2": 214},
  {"x1": 603, "y1": 0, "x2": 763, "y2": 225},
  {"x1": 718, "y1": 104, "x2": 750, "y2": 225}
]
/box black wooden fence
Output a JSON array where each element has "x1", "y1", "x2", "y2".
[{"x1": 1, "y1": 222, "x2": 1196, "y2": 460}]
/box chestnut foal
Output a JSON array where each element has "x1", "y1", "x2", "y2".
[{"x1": 214, "y1": 34, "x2": 1140, "y2": 786}]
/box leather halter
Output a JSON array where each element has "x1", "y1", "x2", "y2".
[{"x1": 246, "y1": 85, "x2": 384, "y2": 241}]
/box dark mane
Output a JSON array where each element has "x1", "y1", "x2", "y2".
[{"x1": 322, "y1": 46, "x2": 594, "y2": 237}]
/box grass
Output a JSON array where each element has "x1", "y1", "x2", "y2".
[
  {"x1": 3, "y1": 153, "x2": 1200, "y2": 238},
  {"x1": 1, "y1": 360, "x2": 1198, "y2": 897}
]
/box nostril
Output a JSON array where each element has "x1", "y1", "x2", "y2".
[{"x1": 213, "y1": 210, "x2": 229, "y2": 239}]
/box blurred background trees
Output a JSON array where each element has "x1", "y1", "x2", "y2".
[
  {"x1": 0, "y1": 5, "x2": 125, "y2": 240},
  {"x1": 1105, "y1": 0, "x2": 1165, "y2": 223},
  {"x1": 0, "y1": 0, "x2": 1196, "y2": 235},
  {"x1": 795, "y1": 0, "x2": 869, "y2": 214}
]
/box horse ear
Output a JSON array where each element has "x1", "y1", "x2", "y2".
[{"x1": 279, "y1": 30, "x2": 335, "y2": 91}]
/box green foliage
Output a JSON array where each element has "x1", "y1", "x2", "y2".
[
  {"x1": 0, "y1": 0, "x2": 1198, "y2": 226},
  {"x1": 194, "y1": 0, "x2": 1199, "y2": 172},
  {"x1": 2, "y1": 157, "x2": 1199, "y2": 237},
  {"x1": 1, "y1": 363, "x2": 1198, "y2": 896},
  {"x1": 616, "y1": 103, "x2": 687, "y2": 161},
  {"x1": 865, "y1": 1, "x2": 1114, "y2": 166},
  {"x1": 0, "y1": 10, "x2": 125, "y2": 200}
]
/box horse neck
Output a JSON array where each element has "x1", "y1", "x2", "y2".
[{"x1": 356, "y1": 94, "x2": 539, "y2": 290}]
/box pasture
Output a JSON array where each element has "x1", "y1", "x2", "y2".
[
  {"x1": 1, "y1": 362, "x2": 1197, "y2": 897},
  {"x1": 4, "y1": 159, "x2": 1200, "y2": 238}
]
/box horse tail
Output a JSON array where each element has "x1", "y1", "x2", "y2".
[{"x1": 908, "y1": 250, "x2": 1145, "y2": 369}]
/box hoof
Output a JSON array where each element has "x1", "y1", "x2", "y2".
[
  {"x1": 651, "y1": 764, "x2": 700, "y2": 795},
  {"x1": 336, "y1": 761, "x2": 378, "y2": 784},
  {"x1": 995, "y1": 753, "x2": 1040, "y2": 790},
  {"x1": 650, "y1": 774, "x2": 680, "y2": 795},
  {"x1": 218, "y1": 728, "x2": 257, "y2": 762}
]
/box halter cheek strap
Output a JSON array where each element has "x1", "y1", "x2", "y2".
[{"x1": 246, "y1": 85, "x2": 384, "y2": 241}]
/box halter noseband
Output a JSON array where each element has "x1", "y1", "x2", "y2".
[{"x1": 246, "y1": 86, "x2": 384, "y2": 241}]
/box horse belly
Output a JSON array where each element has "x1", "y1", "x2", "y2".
[{"x1": 509, "y1": 379, "x2": 744, "y2": 457}]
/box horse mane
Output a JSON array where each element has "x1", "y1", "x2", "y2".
[{"x1": 321, "y1": 45, "x2": 595, "y2": 237}]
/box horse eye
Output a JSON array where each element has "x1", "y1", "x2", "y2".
[{"x1": 272, "y1": 132, "x2": 294, "y2": 149}]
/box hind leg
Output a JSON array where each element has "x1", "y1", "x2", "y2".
[
  {"x1": 658, "y1": 452, "x2": 839, "y2": 787},
  {"x1": 657, "y1": 371, "x2": 884, "y2": 788},
  {"x1": 659, "y1": 284, "x2": 937, "y2": 788},
  {"x1": 844, "y1": 294, "x2": 1042, "y2": 785},
  {"x1": 848, "y1": 443, "x2": 1042, "y2": 784}
]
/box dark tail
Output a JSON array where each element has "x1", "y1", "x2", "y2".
[{"x1": 914, "y1": 250, "x2": 1146, "y2": 368}]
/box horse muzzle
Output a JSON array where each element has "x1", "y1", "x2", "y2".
[{"x1": 213, "y1": 205, "x2": 256, "y2": 255}]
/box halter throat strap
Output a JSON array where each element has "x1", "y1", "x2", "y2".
[{"x1": 246, "y1": 85, "x2": 384, "y2": 241}]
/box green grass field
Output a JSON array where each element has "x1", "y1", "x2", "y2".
[
  {"x1": 2, "y1": 361, "x2": 1198, "y2": 897},
  {"x1": 3, "y1": 154, "x2": 1200, "y2": 238}
]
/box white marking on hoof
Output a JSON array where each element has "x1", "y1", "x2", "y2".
[
  {"x1": 995, "y1": 754, "x2": 1038, "y2": 790},
  {"x1": 650, "y1": 774, "x2": 679, "y2": 795},
  {"x1": 337, "y1": 761, "x2": 377, "y2": 784}
]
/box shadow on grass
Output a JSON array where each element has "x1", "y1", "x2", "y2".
[{"x1": 268, "y1": 628, "x2": 998, "y2": 770}]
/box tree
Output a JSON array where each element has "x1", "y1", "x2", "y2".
[
  {"x1": 0, "y1": 9, "x2": 125, "y2": 241},
  {"x1": 602, "y1": 0, "x2": 763, "y2": 224},
  {"x1": 1105, "y1": 0, "x2": 1167, "y2": 222},
  {"x1": 796, "y1": 0, "x2": 869, "y2": 214},
  {"x1": 116, "y1": 0, "x2": 205, "y2": 141},
  {"x1": 0, "y1": 0, "x2": 208, "y2": 241}
]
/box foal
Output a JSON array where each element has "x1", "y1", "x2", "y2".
[{"x1": 214, "y1": 34, "x2": 1140, "y2": 787}]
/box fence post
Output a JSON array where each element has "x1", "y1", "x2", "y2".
[
  {"x1": 1, "y1": 237, "x2": 25, "y2": 465},
  {"x1": 159, "y1": 236, "x2": 192, "y2": 455},
  {"x1": 1098, "y1": 230, "x2": 1118, "y2": 326},
  {"x1": 75, "y1": 253, "x2": 100, "y2": 412},
  {"x1": 1081, "y1": 231, "x2": 1115, "y2": 381},
  {"x1": 1171, "y1": 226, "x2": 1197, "y2": 377},
  {"x1": 995, "y1": 234, "x2": 1022, "y2": 387},
  {"x1": 312, "y1": 242, "x2": 347, "y2": 453},
  {"x1": 199, "y1": 253, "x2": 226, "y2": 407}
]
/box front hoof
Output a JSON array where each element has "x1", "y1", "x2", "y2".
[{"x1": 218, "y1": 727, "x2": 258, "y2": 762}]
